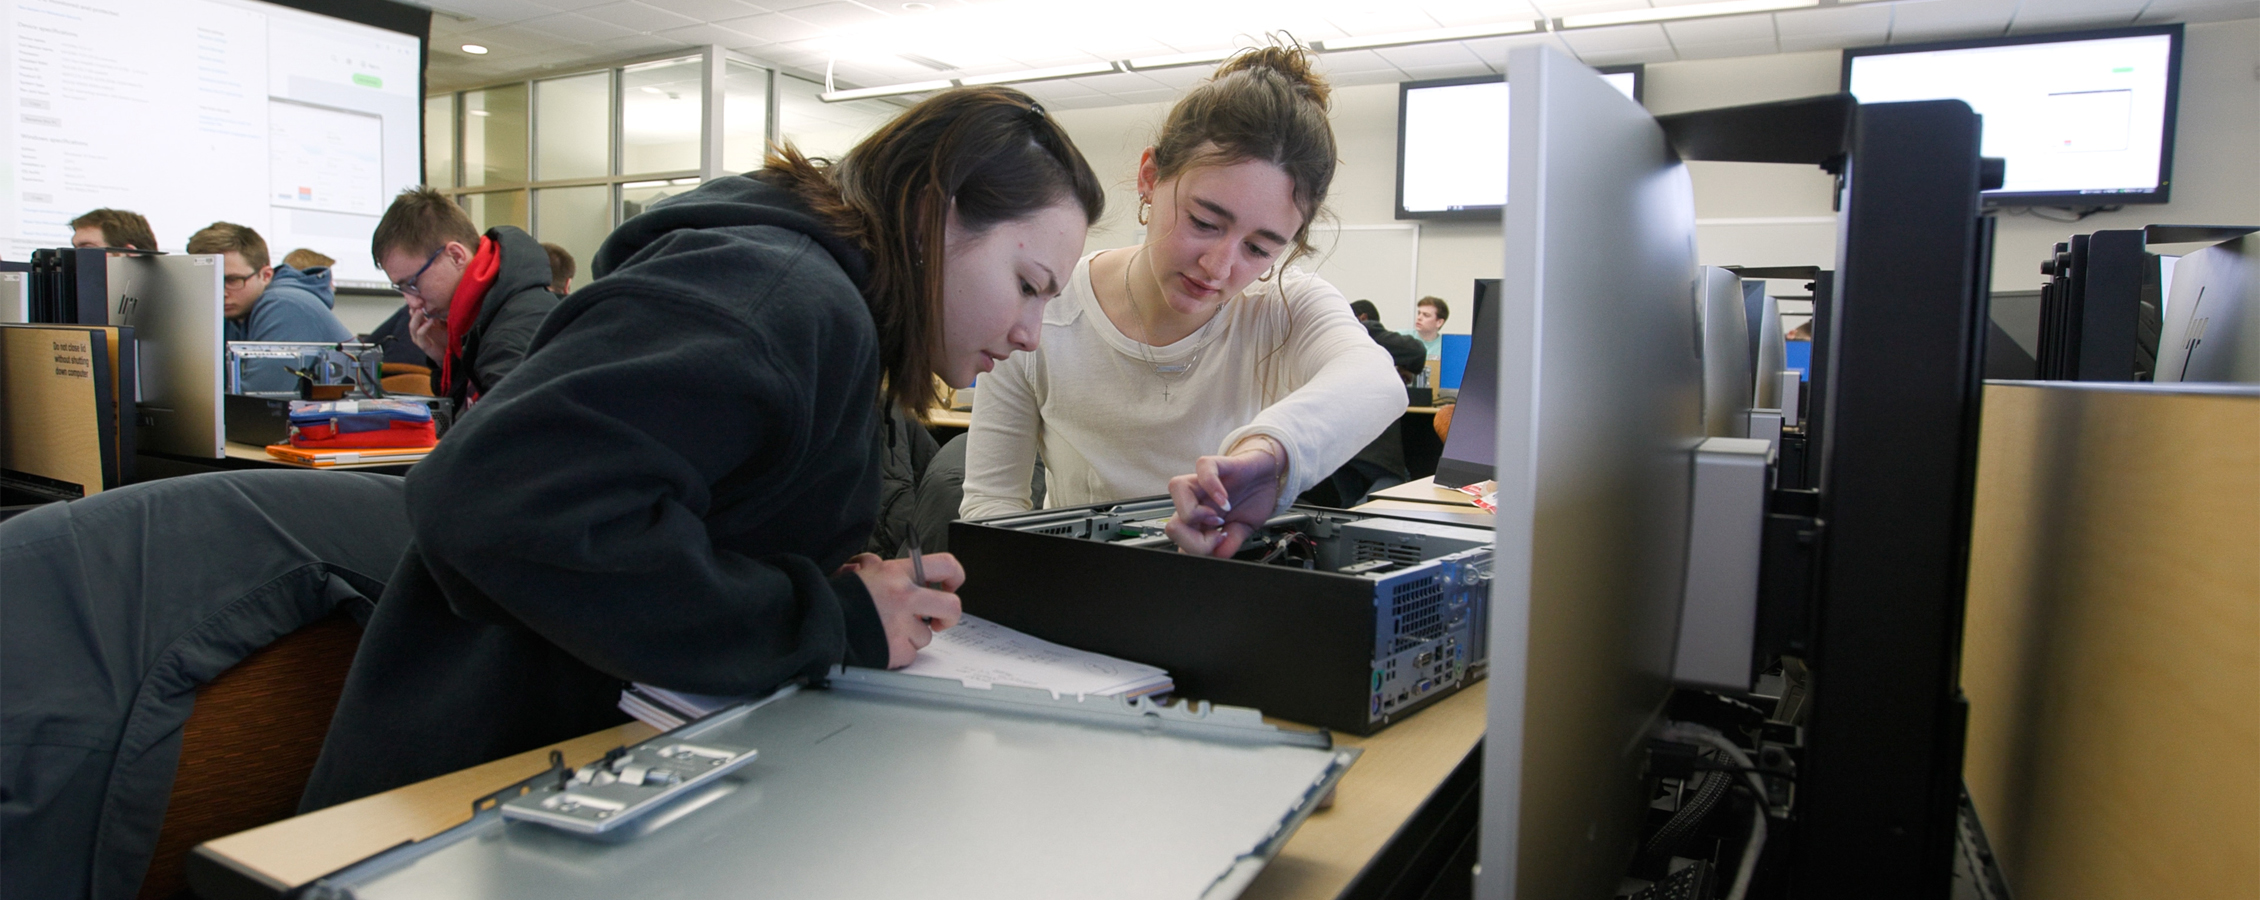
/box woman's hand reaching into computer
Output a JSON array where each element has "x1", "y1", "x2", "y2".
[{"x1": 1164, "y1": 435, "x2": 1287, "y2": 558}]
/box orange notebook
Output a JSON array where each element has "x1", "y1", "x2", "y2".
[{"x1": 264, "y1": 443, "x2": 433, "y2": 467}]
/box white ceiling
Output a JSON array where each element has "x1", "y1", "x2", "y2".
[{"x1": 421, "y1": 0, "x2": 2260, "y2": 107}]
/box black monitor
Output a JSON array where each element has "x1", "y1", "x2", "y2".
[
  {"x1": 1395, "y1": 67, "x2": 1644, "y2": 222},
  {"x1": 1843, "y1": 24, "x2": 2183, "y2": 207},
  {"x1": 1432, "y1": 279, "x2": 1498, "y2": 489}
]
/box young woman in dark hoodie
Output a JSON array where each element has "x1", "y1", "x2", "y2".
[{"x1": 296, "y1": 86, "x2": 1106, "y2": 808}]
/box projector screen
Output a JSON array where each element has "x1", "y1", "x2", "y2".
[
  {"x1": 1396, "y1": 68, "x2": 1640, "y2": 221},
  {"x1": 3, "y1": 0, "x2": 426, "y2": 288},
  {"x1": 1844, "y1": 25, "x2": 2181, "y2": 206}
]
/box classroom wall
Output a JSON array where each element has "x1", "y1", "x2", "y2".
[{"x1": 1051, "y1": 18, "x2": 2260, "y2": 337}]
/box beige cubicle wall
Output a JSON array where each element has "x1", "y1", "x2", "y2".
[{"x1": 1961, "y1": 381, "x2": 2259, "y2": 899}]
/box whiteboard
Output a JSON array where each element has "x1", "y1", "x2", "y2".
[{"x1": 1301, "y1": 223, "x2": 1421, "y2": 331}]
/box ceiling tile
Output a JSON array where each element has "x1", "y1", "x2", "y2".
[
  {"x1": 1532, "y1": 0, "x2": 1652, "y2": 18},
  {"x1": 427, "y1": 0, "x2": 564, "y2": 24},
  {"x1": 714, "y1": 11, "x2": 831, "y2": 41},
  {"x1": 1424, "y1": 1, "x2": 1546, "y2": 27},
  {"x1": 574, "y1": 1, "x2": 701, "y2": 32},
  {"x1": 2008, "y1": 0, "x2": 2147, "y2": 32},
  {"x1": 1315, "y1": 49, "x2": 1408, "y2": 76},
  {"x1": 532, "y1": 0, "x2": 627, "y2": 10},
  {"x1": 1012, "y1": 79, "x2": 1103, "y2": 101},
  {"x1": 1326, "y1": 9, "x2": 1448, "y2": 36},
  {"x1": 517, "y1": 12, "x2": 640, "y2": 42},
  {"x1": 1372, "y1": 41, "x2": 1487, "y2": 70},
  {"x1": 1137, "y1": 66, "x2": 1212, "y2": 90},
  {"x1": 1772, "y1": 4, "x2": 1892, "y2": 52},
  {"x1": 1037, "y1": 93, "x2": 1116, "y2": 111},
  {"x1": 654, "y1": 22, "x2": 763, "y2": 48},
  {"x1": 782, "y1": 1, "x2": 894, "y2": 30},
  {"x1": 1886, "y1": 0, "x2": 2018, "y2": 44},
  {"x1": 591, "y1": 32, "x2": 691, "y2": 55},
  {"x1": 1555, "y1": 22, "x2": 1672, "y2": 56},
  {"x1": 1663, "y1": 13, "x2": 1776, "y2": 60},
  {"x1": 2137, "y1": 0, "x2": 2260, "y2": 22},
  {"x1": 998, "y1": 49, "x2": 1112, "y2": 68},
  {"x1": 634, "y1": 0, "x2": 769, "y2": 17}
]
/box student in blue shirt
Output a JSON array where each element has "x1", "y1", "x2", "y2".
[{"x1": 187, "y1": 222, "x2": 355, "y2": 392}]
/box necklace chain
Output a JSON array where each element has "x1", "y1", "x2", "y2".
[{"x1": 1120, "y1": 248, "x2": 1201, "y2": 400}]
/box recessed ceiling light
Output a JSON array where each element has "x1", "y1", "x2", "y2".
[
  {"x1": 469, "y1": 109, "x2": 491, "y2": 116},
  {"x1": 902, "y1": 2, "x2": 933, "y2": 10},
  {"x1": 641, "y1": 86, "x2": 664, "y2": 94},
  {"x1": 460, "y1": 43, "x2": 488, "y2": 55}
]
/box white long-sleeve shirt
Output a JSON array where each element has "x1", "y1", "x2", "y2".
[{"x1": 961, "y1": 252, "x2": 1407, "y2": 518}]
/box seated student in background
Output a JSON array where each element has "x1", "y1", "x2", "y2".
[
  {"x1": 280, "y1": 247, "x2": 336, "y2": 292},
  {"x1": 69, "y1": 208, "x2": 159, "y2": 254},
  {"x1": 296, "y1": 87, "x2": 1105, "y2": 809},
  {"x1": 542, "y1": 240, "x2": 576, "y2": 295},
  {"x1": 1407, "y1": 295, "x2": 1447, "y2": 360},
  {"x1": 960, "y1": 45, "x2": 1404, "y2": 557},
  {"x1": 370, "y1": 189, "x2": 562, "y2": 408},
  {"x1": 186, "y1": 222, "x2": 354, "y2": 392}
]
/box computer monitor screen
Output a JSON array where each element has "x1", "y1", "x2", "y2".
[
  {"x1": 1843, "y1": 25, "x2": 2181, "y2": 206},
  {"x1": 1, "y1": 0, "x2": 428, "y2": 288},
  {"x1": 1433, "y1": 280, "x2": 1497, "y2": 488},
  {"x1": 1396, "y1": 67, "x2": 1642, "y2": 221}
]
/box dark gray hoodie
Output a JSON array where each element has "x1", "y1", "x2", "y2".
[{"x1": 299, "y1": 172, "x2": 891, "y2": 810}]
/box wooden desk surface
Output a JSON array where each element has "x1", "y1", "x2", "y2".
[
  {"x1": 1354, "y1": 477, "x2": 1495, "y2": 528},
  {"x1": 194, "y1": 684, "x2": 1485, "y2": 898},
  {"x1": 921, "y1": 408, "x2": 973, "y2": 429}
]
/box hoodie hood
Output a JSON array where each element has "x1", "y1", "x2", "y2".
[
  {"x1": 473, "y1": 226, "x2": 564, "y2": 335},
  {"x1": 590, "y1": 171, "x2": 869, "y2": 289},
  {"x1": 265, "y1": 264, "x2": 336, "y2": 309}
]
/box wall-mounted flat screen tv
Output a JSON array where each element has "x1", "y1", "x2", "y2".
[
  {"x1": 1395, "y1": 66, "x2": 1641, "y2": 221},
  {"x1": 1843, "y1": 24, "x2": 2182, "y2": 207}
]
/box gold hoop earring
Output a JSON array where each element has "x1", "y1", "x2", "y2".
[{"x1": 1136, "y1": 195, "x2": 1151, "y2": 226}]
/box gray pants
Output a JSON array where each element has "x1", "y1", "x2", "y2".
[{"x1": 0, "y1": 470, "x2": 412, "y2": 900}]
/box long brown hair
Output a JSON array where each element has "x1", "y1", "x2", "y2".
[
  {"x1": 1149, "y1": 42, "x2": 1337, "y2": 272},
  {"x1": 766, "y1": 87, "x2": 1105, "y2": 411}
]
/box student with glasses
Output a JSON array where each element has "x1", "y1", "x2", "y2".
[
  {"x1": 370, "y1": 190, "x2": 564, "y2": 407},
  {"x1": 185, "y1": 222, "x2": 356, "y2": 393}
]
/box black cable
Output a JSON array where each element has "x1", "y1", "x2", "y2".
[{"x1": 1694, "y1": 762, "x2": 1796, "y2": 782}]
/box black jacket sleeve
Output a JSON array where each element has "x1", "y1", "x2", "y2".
[
  {"x1": 469, "y1": 286, "x2": 561, "y2": 397},
  {"x1": 403, "y1": 276, "x2": 887, "y2": 696}
]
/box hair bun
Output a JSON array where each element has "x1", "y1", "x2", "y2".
[{"x1": 1214, "y1": 42, "x2": 1331, "y2": 109}]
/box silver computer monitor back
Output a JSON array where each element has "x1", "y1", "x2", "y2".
[
  {"x1": 1748, "y1": 283, "x2": 1788, "y2": 410},
  {"x1": 1699, "y1": 266, "x2": 1752, "y2": 437},
  {"x1": 2155, "y1": 234, "x2": 2256, "y2": 383},
  {"x1": 110, "y1": 254, "x2": 225, "y2": 458},
  {"x1": 1481, "y1": 44, "x2": 1704, "y2": 900}
]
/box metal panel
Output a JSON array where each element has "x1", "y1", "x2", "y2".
[
  {"x1": 316, "y1": 671, "x2": 1355, "y2": 900},
  {"x1": 109, "y1": 254, "x2": 226, "y2": 458},
  {"x1": 1480, "y1": 43, "x2": 1702, "y2": 900}
]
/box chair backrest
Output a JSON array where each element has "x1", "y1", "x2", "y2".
[{"x1": 136, "y1": 612, "x2": 361, "y2": 900}]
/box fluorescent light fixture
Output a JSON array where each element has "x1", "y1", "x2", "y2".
[
  {"x1": 1124, "y1": 48, "x2": 1237, "y2": 71},
  {"x1": 468, "y1": 109, "x2": 490, "y2": 116},
  {"x1": 460, "y1": 43, "x2": 488, "y2": 55},
  {"x1": 1560, "y1": 0, "x2": 1818, "y2": 29},
  {"x1": 818, "y1": 78, "x2": 956, "y2": 102},
  {"x1": 1314, "y1": 19, "x2": 1540, "y2": 52},
  {"x1": 959, "y1": 60, "x2": 1118, "y2": 85}
]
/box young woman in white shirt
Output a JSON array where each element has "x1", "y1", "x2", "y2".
[{"x1": 960, "y1": 45, "x2": 1405, "y2": 557}]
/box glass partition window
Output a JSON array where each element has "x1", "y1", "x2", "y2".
[
  {"x1": 425, "y1": 94, "x2": 456, "y2": 188},
  {"x1": 535, "y1": 71, "x2": 612, "y2": 181},
  {"x1": 775, "y1": 74, "x2": 903, "y2": 161},
  {"x1": 460, "y1": 190, "x2": 528, "y2": 232},
  {"x1": 621, "y1": 178, "x2": 699, "y2": 222},
  {"x1": 722, "y1": 60, "x2": 770, "y2": 175},
  {"x1": 463, "y1": 84, "x2": 529, "y2": 187},
  {"x1": 621, "y1": 57, "x2": 703, "y2": 175},
  {"x1": 534, "y1": 185, "x2": 612, "y2": 290}
]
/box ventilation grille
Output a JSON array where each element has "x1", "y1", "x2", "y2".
[
  {"x1": 1031, "y1": 522, "x2": 1079, "y2": 537},
  {"x1": 1355, "y1": 539, "x2": 1425, "y2": 565},
  {"x1": 1391, "y1": 577, "x2": 1445, "y2": 647}
]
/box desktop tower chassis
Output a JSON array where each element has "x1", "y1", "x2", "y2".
[{"x1": 950, "y1": 500, "x2": 1491, "y2": 736}]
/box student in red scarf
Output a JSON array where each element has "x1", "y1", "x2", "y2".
[{"x1": 372, "y1": 189, "x2": 562, "y2": 408}]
